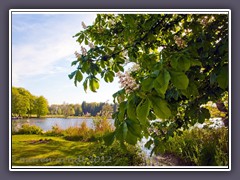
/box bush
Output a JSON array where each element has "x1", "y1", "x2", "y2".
[
  {"x1": 15, "y1": 123, "x2": 43, "y2": 135},
  {"x1": 63, "y1": 121, "x2": 93, "y2": 141},
  {"x1": 45, "y1": 124, "x2": 64, "y2": 136},
  {"x1": 75, "y1": 141, "x2": 145, "y2": 166},
  {"x1": 157, "y1": 127, "x2": 229, "y2": 166}
]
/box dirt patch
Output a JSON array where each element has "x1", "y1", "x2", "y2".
[
  {"x1": 148, "y1": 153, "x2": 195, "y2": 166},
  {"x1": 22, "y1": 138, "x2": 53, "y2": 144}
]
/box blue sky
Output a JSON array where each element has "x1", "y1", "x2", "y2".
[{"x1": 11, "y1": 13, "x2": 121, "y2": 105}]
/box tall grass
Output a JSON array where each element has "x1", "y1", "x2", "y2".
[
  {"x1": 156, "y1": 127, "x2": 229, "y2": 166},
  {"x1": 43, "y1": 118, "x2": 113, "y2": 142}
]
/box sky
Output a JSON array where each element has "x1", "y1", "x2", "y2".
[{"x1": 11, "y1": 12, "x2": 121, "y2": 105}]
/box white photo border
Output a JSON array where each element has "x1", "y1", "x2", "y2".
[{"x1": 9, "y1": 9, "x2": 231, "y2": 171}]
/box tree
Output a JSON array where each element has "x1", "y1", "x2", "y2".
[
  {"x1": 27, "y1": 94, "x2": 37, "y2": 117},
  {"x1": 74, "y1": 104, "x2": 83, "y2": 116},
  {"x1": 12, "y1": 87, "x2": 30, "y2": 117},
  {"x1": 35, "y1": 96, "x2": 49, "y2": 118},
  {"x1": 99, "y1": 103, "x2": 114, "y2": 119},
  {"x1": 69, "y1": 14, "x2": 229, "y2": 152}
]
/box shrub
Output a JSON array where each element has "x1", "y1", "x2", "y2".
[
  {"x1": 75, "y1": 141, "x2": 145, "y2": 166},
  {"x1": 15, "y1": 123, "x2": 43, "y2": 135},
  {"x1": 156, "y1": 127, "x2": 229, "y2": 166},
  {"x1": 63, "y1": 121, "x2": 92, "y2": 141},
  {"x1": 93, "y1": 117, "x2": 113, "y2": 136},
  {"x1": 45, "y1": 124, "x2": 64, "y2": 136}
]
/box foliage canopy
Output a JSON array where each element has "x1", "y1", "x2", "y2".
[{"x1": 69, "y1": 13, "x2": 229, "y2": 153}]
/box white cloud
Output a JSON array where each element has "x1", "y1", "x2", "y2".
[{"x1": 11, "y1": 14, "x2": 96, "y2": 86}]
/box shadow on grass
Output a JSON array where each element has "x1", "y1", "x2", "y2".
[{"x1": 12, "y1": 135, "x2": 95, "y2": 166}]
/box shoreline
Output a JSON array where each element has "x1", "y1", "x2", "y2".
[{"x1": 11, "y1": 116, "x2": 97, "y2": 120}]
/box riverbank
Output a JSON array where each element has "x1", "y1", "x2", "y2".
[{"x1": 12, "y1": 115, "x2": 97, "y2": 120}]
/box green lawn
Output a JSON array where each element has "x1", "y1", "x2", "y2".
[{"x1": 12, "y1": 135, "x2": 144, "y2": 166}]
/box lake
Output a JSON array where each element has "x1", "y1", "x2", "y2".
[{"x1": 12, "y1": 118, "x2": 114, "y2": 131}]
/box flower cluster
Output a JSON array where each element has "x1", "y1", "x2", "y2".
[
  {"x1": 200, "y1": 16, "x2": 209, "y2": 26},
  {"x1": 200, "y1": 16, "x2": 215, "y2": 26},
  {"x1": 116, "y1": 72, "x2": 139, "y2": 94},
  {"x1": 88, "y1": 42, "x2": 95, "y2": 49},
  {"x1": 74, "y1": 46, "x2": 88, "y2": 58},
  {"x1": 174, "y1": 35, "x2": 187, "y2": 48},
  {"x1": 81, "y1": 21, "x2": 87, "y2": 29},
  {"x1": 74, "y1": 51, "x2": 81, "y2": 58},
  {"x1": 129, "y1": 63, "x2": 140, "y2": 72},
  {"x1": 182, "y1": 28, "x2": 192, "y2": 36},
  {"x1": 81, "y1": 46, "x2": 87, "y2": 56}
]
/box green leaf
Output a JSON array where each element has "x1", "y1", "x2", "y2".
[
  {"x1": 74, "y1": 70, "x2": 83, "y2": 86},
  {"x1": 217, "y1": 65, "x2": 228, "y2": 90},
  {"x1": 123, "y1": 122, "x2": 128, "y2": 140},
  {"x1": 125, "y1": 118, "x2": 142, "y2": 138},
  {"x1": 198, "y1": 108, "x2": 211, "y2": 124},
  {"x1": 118, "y1": 65, "x2": 124, "y2": 72},
  {"x1": 170, "y1": 71, "x2": 189, "y2": 90},
  {"x1": 89, "y1": 78, "x2": 99, "y2": 92},
  {"x1": 73, "y1": 32, "x2": 81, "y2": 38},
  {"x1": 104, "y1": 71, "x2": 114, "y2": 83},
  {"x1": 153, "y1": 69, "x2": 171, "y2": 96},
  {"x1": 141, "y1": 77, "x2": 154, "y2": 91},
  {"x1": 144, "y1": 139, "x2": 153, "y2": 149},
  {"x1": 83, "y1": 79, "x2": 88, "y2": 92},
  {"x1": 210, "y1": 73, "x2": 217, "y2": 85},
  {"x1": 148, "y1": 111, "x2": 156, "y2": 120},
  {"x1": 103, "y1": 132, "x2": 115, "y2": 146},
  {"x1": 68, "y1": 70, "x2": 77, "y2": 80},
  {"x1": 127, "y1": 99, "x2": 137, "y2": 122},
  {"x1": 171, "y1": 56, "x2": 190, "y2": 72},
  {"x1": 118, "y1": 101, "x2": 126, "y2": 121},
  {"x1": 181, "y1": 82, "x2": 199, "y2": 99},
  {"x1": 115, "y1": 124, "x2": 125, "y2": 141},
  {"x1": 125, "y1": 130, "x2": 138, "y2": 145},
  {"x1": 191, "y1": 60, "x2": 202, "y2": 67},
  {"x1": 71, "y1": 60, "x2": 79, "y2": 66},
  {"x1": 81, "y1": 62, "x2": 90, "y2": 73},
  {"x1": 149, "y1": 96, "x2": 171, "y2": 119},
  {"x1": 180, "y1": 58, "x2": 191, "y2": 72},
  {"x1": 136, "y1": 98, "x2": 150, "y2": 125},
  {"x1": 84, "y1": 37, "x2": 89, "y2": 45},
  {"x1": 76, "y1": 33, "x2": 84, "y2": 43}
]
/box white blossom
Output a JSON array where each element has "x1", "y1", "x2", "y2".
[
  {"x1": 200, "y1": 16, "x2": 209, "y2": 26},
  {"x1": 74, "y1": 51, "x2": 81, "y2": 58},
  {"x1": 81, "y1": 46, "x2": 87, "y2": 56},
  {"x1": 81, "y1": 21, "x2": 87, "y2": 29},
  {"x1": 88, "y1": 42, "x2": 95, "y2": 49},
  {"x1": 116, "y1": 72, "x2": 139, "y2": 94},
  {"x1": 174, "y1": 35, "x2": 187, "y2": 48}
]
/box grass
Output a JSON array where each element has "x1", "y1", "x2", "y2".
[
  {"x1": 12, "y1": 134, "x2": 144, "y2": 166},
  {"x1": 155, "y1": 127, "x2": 229, "y2": 166}
]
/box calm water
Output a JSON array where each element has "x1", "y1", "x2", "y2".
[{"x1": 13, "y1": 118, "x2": 113, "y2": 131}]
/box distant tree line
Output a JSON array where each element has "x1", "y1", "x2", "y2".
[
  {"x1": 48, "y1": 101, "x2": 117, "y2": 118},
  {"x1": 12, "y1": 87, "x2": 49, "y2": 118},
  {"x1": 12, "y1": 87, "x2": 117, "y2": 119}
]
